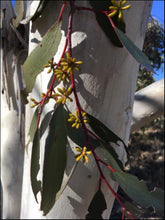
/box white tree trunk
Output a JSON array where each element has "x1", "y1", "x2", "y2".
[
  {"x1": 1, "y1": 1, "x2": 27, "y2": 218},
  {"x1": 1, "y1": 1, "x2": 152, "y2": 219}
]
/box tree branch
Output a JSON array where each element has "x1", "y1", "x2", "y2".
[{"x1": 131, "y1": 79, "x2": 164, "y2": 132}]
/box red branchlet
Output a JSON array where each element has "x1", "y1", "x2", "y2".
[{"x1": 36, "y1": 1, "x2": 134, "y2": 219}]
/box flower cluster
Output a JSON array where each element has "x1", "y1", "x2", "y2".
[
  {"x1": 68, "y1": 110, "x2": 88, "y2": 129},
  {"x1": 30, "y1": 97, "x2": 39, "y2": 108},
  {"x1": 30, "y1": 91, "x2": 56, "y2": 108},
  {"x1": 43, "y1": 57, "x2": 57, "y2": 73},
  {"x1": 60, "y1": 52, "x2": 83, "y2": 75},
  {"x1": 41, "y1": 91, "x2": 57, "y2": 103},
  {"x1": 75, "y1": 146, "x2": 91, "y2": 163},
  {"x1": 55, "y1": 66, "x2": 70, "y2": 83},
  {"x1": 54, "y1": 87, "x2": 73, "y2": 105},
  {"x1": 109, "y1": 0, "x2": 131, "y2": 21}
]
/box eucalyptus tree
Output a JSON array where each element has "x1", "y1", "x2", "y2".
[{"x1": 1, "y1": 1, "x2": 164, "y2": 219}]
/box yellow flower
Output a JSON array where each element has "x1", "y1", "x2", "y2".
[
  {"x1": 109, "y1": 0, "x2": 131, "y2": 21},
  {"x1": 68, "y1": 110, "x2": 88, "y2": 129},
  {"x1": 40, "y1": 92, "x2": 51, "y2": 104},
  {"x1": 43, "y1": 57, "x2": 57, "y2": 73},
  {"x1": 60, "y1": 52, "x2": 83, "y2": 75},
  {"x1": 30, "y1": 97, "x2": 39, "y2": 108},
  {"x1": 75, "y1": 146, "x2": 92, "y2": 163},
  {"x1": 55, "y1": 66, "x2": 70, "y2": 83},
  {"x1": 55, "y1": 87, "x2": 73, "y2": 105}
]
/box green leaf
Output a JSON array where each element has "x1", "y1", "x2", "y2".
[
  {"x1": 86, "y1": 190, "x2": 107, "y2": 219},
  {"x1": 113, "y1": 171, "x2": 164, "y2": 215},
  {"x1": 99, "y1": 146, "x2": 122, "y2": 172},
  {"x1": 86, "y1": 113, "x2": 128, "y2": 155},
  {"x1": 55, "y1": 162, "x2": 78, "y2": 201},
  {"x1": 12, "y1": 0, "x2": 24, "y2": 28},
  {"x1": 30, "y1": 128, "x2": 41, "y2": 203},
  {"x1": 26, "y1": 106, "x2": 40, "y2": 150},
  {"x1": 149, "y1": 188, "x2": 164, "y2": 215},
  {"x1": 40, "y1": 104, "x2": 67, "y2": 215},
  {"x1": 87, "y1": 113, "x2": 122, "y2": 143},
  {"x1": 115, "y1": 27, "x2": 154, "y2": 72},
  {"x1": 31, "y1": 0, "x2": 49, "y2": 22},
  {"x1": 64, "y1": 109, "x2": 100, "y2": 149},
  {"x1": 40, "y1": 110, "x2": 53, "y2": 138},
  {"x1": 123, "y1": 201, "x2": 143, "y2": 219},
  {"x1": 22, "y1": 21, "x2": 62, "y2": 102},
  {"x1": 89, "y1": 0, "x2": 125, "y2": 47}
]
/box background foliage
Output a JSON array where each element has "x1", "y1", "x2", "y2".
[{"x1": 136, "y1": 16, "x2": 164, "y2": 91}]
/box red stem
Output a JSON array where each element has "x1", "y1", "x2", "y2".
[
  {"x1": 36, "y1": 2, "x2": 134, "y2": 219},
  {"x1": 76, "y1": 6, "x2": 116, "y2": 29},
  {"x1": 122, "y1": 208, "x2": 126, "y2": 220},
  {"x1": 88, "y1": 143, "x2": 134, "y2": 219},
  {"x1": 76, "y1": 6, "x2": 110, "y2": 14},
  {"x1": 98, "y1": 158, "x2": 116, "y2": 172},
  {"x1": 66, "y1": 4, "x2": 134, "y2": 219},
  {"x1": 36, "y1": 2, "x2": 69, "y2": 128},
  {"x1": 103, "y1": 176, "x2": 134, "y2": 219},
  {"x1": 58, "y1": 0, "x2": 67, "y2": 22},
  {"x1": 104, "y1": 11, "x2": 116, "y2": 29},
  {"x1": 87, "y1": 128, "x2": 102, "y2": 142},
  {"x1": 67, "y1": 1, "x2": 90, "y2": 144}
]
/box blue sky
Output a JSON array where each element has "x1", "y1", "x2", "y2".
[
  {"x1": 151, "y1": 0, "x2": 164, "y2": 27},
  {"x1": 11, "y1": 0, "x2": 164, "y2": 80}
]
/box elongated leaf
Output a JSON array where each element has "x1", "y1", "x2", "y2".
[
  {"x1": 31, "y1": 0, "x2": 49, "y2": 22},
  {"x1": 115, "y1": 27, "x2": 154, "y2": 71},
  {"x1": 113, "y1": 171, "x2": 164, "y2": 215},
  {"x1": 26, "y1": 106, "x2": 40, "y2": 153},
  {"x1": 12, "y1": 0, "x2": 24, "y2": 28},
  {"x1": 149, "y1": 188, "x2": 164, "y2": 215},
  {"x1": 86, "y1": 113, "x2": 128, "y2": 155},
  {"x1": 22, "y1": 21, "x2": 62, "y2": 103},
  {"x1": 40, "y1": 104, "x2": 67, "y2": 215},
  {"x1": 55, "y1": 162, "x2": 78, "y2": 201},
  {"x1": 99, "y1": 146, "x2": 122, "y2": 172},
  {"x1": 86, "y1": 190, "x2": 107, "y2": 219},
  {"x1": 40, "y1": 110, "x2": 53, "y2": 138},
  {"x1": 87, "y1": 113, "x2": 122, "y2": 143},
  {"x1": 30, "y1": 129, "x2": 41, "y2": 202},
  {"x1": 64, "y1": 109, "x2": 100, "y2": 149},
  {"x1": 28, "y1": 106, "x2": 40, "y2": 142},
  {"x1": 123, "y1": 201, "x2": 143, "y2": 219}
]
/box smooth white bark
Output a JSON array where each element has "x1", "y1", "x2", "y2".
[
  {"x1": 1, "y1": 1, "x2": 29, "y2": 218},
  {"x1": 20, "y1": 1, "x2": 152, "y2": 219},
  {"x1": 131, "y1": 79, "x2": 164, "y2": 132},
  {"x1": 1, "y1": 1, "x2": 26, "y2": 218}
]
